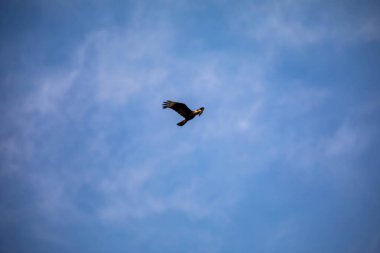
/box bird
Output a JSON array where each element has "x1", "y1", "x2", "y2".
[{"x1": 162, "y1": 100, "x2": 205, "y2": 126}]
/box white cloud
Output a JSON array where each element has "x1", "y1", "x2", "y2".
[
  {"x1": 79, "y1": 28, "x2": 171, "y2": 105},
  {"x1": 3, "y1": 2, "x2": 378, "y2": 246},
  {"x1": 325, "y1": 122, "x2": 369, "y2": 158},
  {"x1": 25, "y1": 70, "x2": 79, "y2": 115},
  {"x1": 96, "y1": 149, "x2": 242, "y2": 223},
  {"x1": 231, "y1": 1, "x2": 380, "y2": 49}
]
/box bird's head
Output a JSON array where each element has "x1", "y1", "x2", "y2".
[{"x1": 198, "y1": 107, "x2": 205, "y2": 116}]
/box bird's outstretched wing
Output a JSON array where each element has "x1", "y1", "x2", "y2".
[{"x1": 162, "y1": 100, "x2": 192, "y2": 118}]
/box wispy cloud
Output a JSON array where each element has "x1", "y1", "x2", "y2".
[
  {"x1": 325, "y1": 122, "x2": 367, "y2": 157},
  {"x1": 1, "y1": 1, "x2": 379, "y2": 252},
  {"x1": 231, "y1": 1, "x2": 380, "y2": 49},
  {"x1": 26, "y1": 70, "x2": 79, "y2": 115}
]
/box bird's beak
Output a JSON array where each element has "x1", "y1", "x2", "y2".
[{"x1": 198, "y1": 108, "x2": 204, "y2": 116}]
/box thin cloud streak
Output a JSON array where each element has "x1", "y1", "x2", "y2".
[
  {"x1": 0, "y1": 1, "x2": 379, "y2": 252},
  {"x1": 4, "y1": 2, "x2": 377, "y2": 224},
  {"x1": 230, "y1": 0, "x2": 380, "y2": 49}
]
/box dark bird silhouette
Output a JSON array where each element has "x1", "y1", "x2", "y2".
[{"x1": 162, "y1": 100, "x2": 205, "y2": 126}]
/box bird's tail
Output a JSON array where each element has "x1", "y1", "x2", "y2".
[{"x1": 177, "y1": 119, "x2": 187, "y2": 126}]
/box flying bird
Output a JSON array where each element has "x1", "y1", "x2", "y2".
[{"x1": 162, "y1": 100, "x2": 205, "y2": 126}]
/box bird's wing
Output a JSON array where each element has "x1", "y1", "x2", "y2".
[{"x1": 162, "y1": 100, "x2": 192, "y2": 118}]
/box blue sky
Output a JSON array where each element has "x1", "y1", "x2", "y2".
[{"x1": 1, "y1": 0, "x2": 380, "y2": 252}]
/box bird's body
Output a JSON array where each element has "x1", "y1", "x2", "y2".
[{"x1": 162, "y1": 100, "x2": 204, "y2": 126}]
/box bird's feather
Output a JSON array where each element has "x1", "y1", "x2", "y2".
[{"x1": 162, "y1": 100, "x2": 192, "y2": 118}]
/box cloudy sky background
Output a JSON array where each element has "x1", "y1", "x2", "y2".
[{"x1": 1, "y1": 0, "x2": 380, "y2": 252}]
